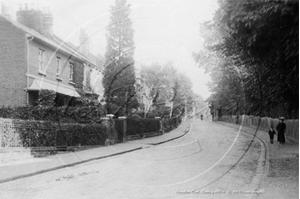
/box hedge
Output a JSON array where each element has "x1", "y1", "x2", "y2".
[
  {"x1": 56, "y1": 123, "x2": 108, "y2": 146},
  {"x1": 126, "y1": 116, "x2": 183, "y2": 136},
  {"x1": 126, "y1": 118, "x2": 160, "y2": 136},
  {"x1": 162, "y1": 116, "x2": 182, "y2": 132},
  {"x1": 16, "y1": 119, "x2": 57, "y2": 147},
  {"x1": 1, "y1": 118, "x2": 108, "y2": 148},
  {"x1": 0, "y1": 105, "x2": 104, "y2": 124}
]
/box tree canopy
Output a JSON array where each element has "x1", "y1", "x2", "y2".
[
  {"x1": 140, "y1": 62, "x2": 206, "y2": 117},
  {"x1": 194, "y1": 0, "x2": 299, "y2": 119}
]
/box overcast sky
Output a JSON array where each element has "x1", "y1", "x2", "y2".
[{"x1": 1, "y1": 0, "x2": 218, "y2": 99}]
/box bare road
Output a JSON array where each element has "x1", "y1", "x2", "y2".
[{"x1": 0, "y1": 120, "x2": 265, "y2": 199}]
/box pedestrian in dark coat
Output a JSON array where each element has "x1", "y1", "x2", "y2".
[
  {"x1": 276, "y1": 117, "x2": 286, "y2": 144},
  {"x1": 268, "y1": 126, "x2": 276, "y2": 144}
]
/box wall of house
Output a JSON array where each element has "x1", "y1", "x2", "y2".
[
  {"x1": 0, "y1": 14, "x2": 104, "y2": 107},
  {"x1": 83, "y1": 64, "x2": 103, "y2": 95},
  {"x1": 28, "y1": 40, "x2": 78, "y2": 86},
  {"x1": 0, "y1": 17, "x2": 27, "y2": 107},
  {"x1": 90, "y1": 68, "x2": 103, "y2": 96}
]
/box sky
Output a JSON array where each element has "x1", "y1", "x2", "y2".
[{"x1": 1, "y1": 0, "x2": 219, "y2": 99}]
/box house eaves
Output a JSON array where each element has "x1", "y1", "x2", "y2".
[{"x1": 1, "y1": 15, "x2": 93, "y2": 64}]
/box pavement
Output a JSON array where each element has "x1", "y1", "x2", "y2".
[
  {"x1": 0, "y1": 120, "x2": 191, "y2": 184},
  {"x1": 217, "y1": 121, "x2": 299, "y2": 199}
]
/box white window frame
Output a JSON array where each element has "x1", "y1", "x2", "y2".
[
  {"x1": 69, "y1": 62, "x2": 74, "y2": 82},
  {"x1": 38, "y1": 49, "x2": 45, "y2": 74}
]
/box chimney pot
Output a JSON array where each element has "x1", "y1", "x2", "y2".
[
  {"x1": 1, "y1": 4, "x2": 11, "y2": 18},
  {"x1": 17, "y1": 8, "x2": 43, "y2": 34}
]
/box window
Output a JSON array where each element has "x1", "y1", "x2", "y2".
[
  {"x1": 38, "y1": 49, "x2": 45, "y2": 74},
  {"x1": 69, "y1": 63, "x2": 74, "y2": 82},
  {"x1": 56, "y1": 57, "x2": 61, "y2": 78}
]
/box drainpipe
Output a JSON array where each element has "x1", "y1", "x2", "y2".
[{"x1": 26, "y1": 35, "x2": 34, "y2": 105}]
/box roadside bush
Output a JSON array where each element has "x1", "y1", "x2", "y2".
[
  {"x1": 14, "y1": 119, "x2": 108, "y2": 147},
  {"x1": 16, "y1": 120, "x2": 56, "y2": 147},
  {"x1": 162, "y1": 116, "x2": 182, "y2": 132},
  {"x1": 141, "y1": 118, "x2": 160, "y2": 133},
  {"x1": 60, "y1": 123, "x2": 108, "y2": 146},
  {"x1": 0, "y1": 105, "x2": 104, "y2": 124},
  {"x1": 0, "y1": 90, "x2": 106, "y2": 124},
  {"x1": 127, "y1": 118, "x2": 160, "y2": 136}
]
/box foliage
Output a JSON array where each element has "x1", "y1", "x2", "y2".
[
  {"x1": 57, "y1": 123, "x2": 108, "y2": 146},
  {"x1": 126, "y1": 115, "x2": 182, "y2": 136},
  {"x1": 140, "y1": 62, "x2": 205, "y2": 117},
  {"x1": 73, "y1": 61, "x2": 84, "y2": 90},
  {"x1": 18, "y1": 120, "x2": 56, "y2": 147},
  {"x1": 0, "y1": 90, "x2": 106, "y2": 123},
  {"x1": 126, "y1": 117, "x2": 160, "y2": 136},
  {"x1": 141, "y1": 62, "x2": 177, "y2": 102},
  {"x1": 194, "y1": 0, "x2": 299, "y2": 118},
  {"x1": 162, "y1": 116, "x2": 182, "y2": 133},
  {"x1": 103, "y1": 0, "x2": 137, "y2": 116},
  {"x1": 16, "y1": 119, "x2": 108, "y2": 147}
]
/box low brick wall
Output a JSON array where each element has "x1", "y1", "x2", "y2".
[{"x1": 217, "y1": 115, "x2": 299, "y2": 142}]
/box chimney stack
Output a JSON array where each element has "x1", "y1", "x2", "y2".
[
  {"x1": 79, "y1": 29, "x2": 90, "y2": 57},
  {"x1": 42, "y1": 7, "x2": 53, "y2": 39},
  {"x1": 17, "y1": 4, "x2": 43, "y2": 33},
  {"x1": 16, "y1": 4, "x2": 53, "y2": 39}
]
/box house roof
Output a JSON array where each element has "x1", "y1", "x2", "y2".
[
  {"x1": 53, "y1": 35, "x2": 105, "y2": 70},
  {"x1": 0, "y1": 14, "x2": 104, "y2": 70}
]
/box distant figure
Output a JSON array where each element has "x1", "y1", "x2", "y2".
[
  {"x1": 236, "y1": 115, "x2": 240, "y2": 124},
  {"x1": 268, "y1": 126, "x2": 276, "y2": 144},
  {"x1": 200, "y1": 114, "x2": 203, "y2": 120},
  {"x1": 276, "y1": 117, "x2": 286, "y2": 144}
]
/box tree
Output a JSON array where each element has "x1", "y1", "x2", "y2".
[
  {"x1": 195, "y1": 0, "x2": 299, "y2": 118},
  {"x1": 140, "y1": 62, "x2": 204, "y2": 117},
  {"x1": 102, "y1": 0, "x2": 137, "y2": 117}
]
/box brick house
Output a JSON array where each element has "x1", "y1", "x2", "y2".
[{"x1": 0, "y1": 5, "x2": 104, "y2": 107}]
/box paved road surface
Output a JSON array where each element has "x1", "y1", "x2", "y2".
[{"x1": 0, "y1": 120, "x2": 264, "y2": 199}]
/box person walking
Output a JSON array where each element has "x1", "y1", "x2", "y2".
[
  {"x1": 268, "y1": 126, "x2": 276, "y2": 144},
  {"x1": 276, "y1": 117, "x2": 286, "y2": 144}
]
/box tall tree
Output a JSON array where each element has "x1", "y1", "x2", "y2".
[
  {"x1": 195, "y1": 0, "x2": 299, "y2": 118},
  {"x1": 103, "y1": 0, "x2": 137, "y2": 116}
]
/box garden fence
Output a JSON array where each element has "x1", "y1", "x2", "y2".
[{"x1": 216, "y1": 115, "x2": 299, "y2": 142}]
